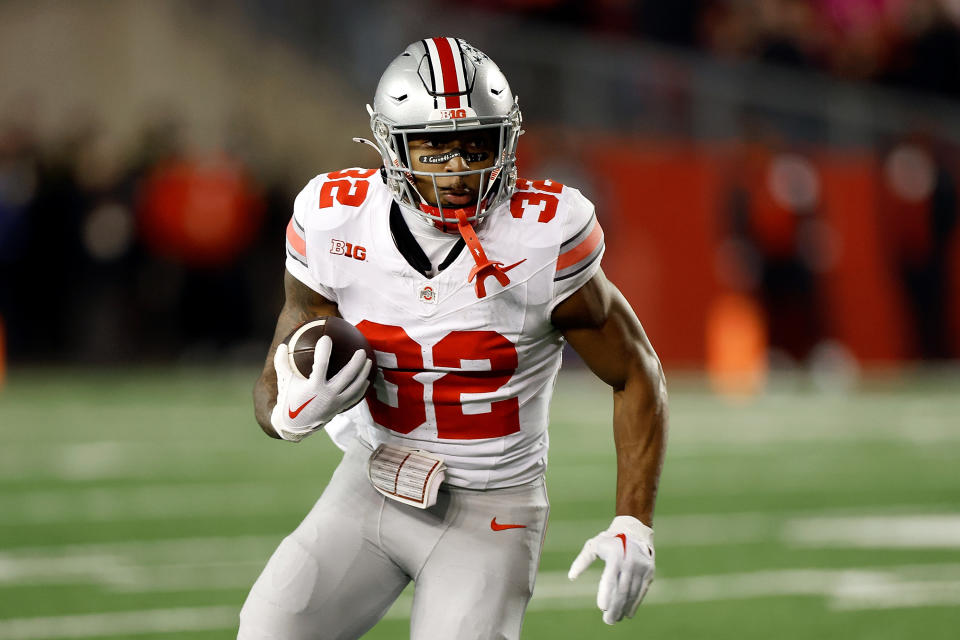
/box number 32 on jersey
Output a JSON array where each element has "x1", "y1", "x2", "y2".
[{"x1": 357, "y1": 321, "x2": 520, "y2": 441}]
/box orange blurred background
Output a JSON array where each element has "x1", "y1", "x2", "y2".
[{"x1": 1, "y1": 0, "x2": 958, "y2": 384}]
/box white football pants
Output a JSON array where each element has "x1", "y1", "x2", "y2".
[{"x1": 237, "y1": 436, "x2": 550, "y2": 640}]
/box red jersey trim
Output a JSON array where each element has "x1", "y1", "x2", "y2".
[{"x1": 557, "y1": 218, "x2": 603, "y2": 270}]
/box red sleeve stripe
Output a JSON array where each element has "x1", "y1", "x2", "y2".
[
  {"x1": 557, "y1": 218, "x2": 603, "y2": 270},
  {"x1": 287, "y1": 246, "x2": 308, "y2": 268},
  {"x1": 286, "y1": 218, "x2": 306, "y2": 258}
]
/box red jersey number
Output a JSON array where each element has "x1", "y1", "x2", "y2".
[
  {"x1": 356, "y1": 323, "x2": 521, "y2": 440},
  {"x1": 516, "y1": 178, "x2": 564, "y2": 194},
  {"x1": 432, "y1": 331, "x2": 520, "y2": 439},
  {"x1": 510, "y1": 192, "x2": 558, "y2": 223},
  {"x1": 355, "y1": 321, "x2": 426, "y2": 435},
  {"x1": 319, "y1": 169, "x2": 378, "y2": 209},
  {"x1": 510, "y1": 179, "x2": 564, "y2": 223}
]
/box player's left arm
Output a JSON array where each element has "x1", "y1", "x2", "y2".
[
  {"x1": 552, "y1": 267, "x2": 667, "y2": 624},
  {"x1": 552, "y1": 267, "x2": 667, "y2": 521}
]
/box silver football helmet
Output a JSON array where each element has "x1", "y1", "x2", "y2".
[{"x1": 365, "y1": 38, "x2": 522, "y2": 229}]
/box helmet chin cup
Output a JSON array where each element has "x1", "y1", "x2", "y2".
[{"x1": 416, "y1": 197, "x2": 490, "y2": 233}]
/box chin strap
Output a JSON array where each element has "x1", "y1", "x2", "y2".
[
  {"x1": 418, "y1": 201, "x2": 473, "y2": 233},
  {"x1": 455, "y1": 210, "x2": 525, "y2": 298}
]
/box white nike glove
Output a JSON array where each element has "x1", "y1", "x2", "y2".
[
  {"x1": 568, "y1": 515, "x2": 655, "y2": 625},
  {"x1": 270, "y1": 336, "x2": 372, "y2": 442}
]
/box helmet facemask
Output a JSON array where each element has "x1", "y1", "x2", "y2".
[{"x1": 369, "y1": 103, "x2": 521, "y2": 232}]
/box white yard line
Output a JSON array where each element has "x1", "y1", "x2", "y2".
[
  {"x1": 830, "y1": 579, "x2": 960, "y2": 610},
  {"x1": 3, "y1": 565, "x2": 960, "y2": 638},
  {"x1": 545, "y1": 512, "x2": 775, "y2": 549},
  {"x1": 784, "y1": 514, "x2": 960, "y2": 549},
  {"x1": 0, "y1": 442, "x2": 255, "y2": 481},
  {"x1": 0, "y1": 534, "x2": 279, "y2": 589},
  {"x1": 533, "y1": 564, "x2": 960, "y2": 610},
  {"x1": 0, "y1": 534, "x2": 275, "y2": 591},
  {"x1": 0, "y1": 482, "x2": 307, "y2": 524},
  {"x1": 0, "y1": 534, "x2": 282, "y2": 560},
  {"x1": 0, "y1": 606, "x2": 238, "y2": 640}
]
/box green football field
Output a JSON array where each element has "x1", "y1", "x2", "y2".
[{"x1": 1, "y1": 366, "x2": 958, "y2": 639}]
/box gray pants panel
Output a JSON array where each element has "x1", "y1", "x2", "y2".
[{"x1": 238, "y1": 437, "x2": 548, "y2": 640}]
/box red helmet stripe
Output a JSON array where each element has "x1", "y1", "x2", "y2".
[
  {"x1": 450, "y1": 38, "x2": 469, "y2": 102},
  {"x1": 431, "y1": 37, "x2": 462, "y2": 108}
]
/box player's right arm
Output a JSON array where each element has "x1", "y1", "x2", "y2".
[
  {"x1": 252, "y1": 270, "x2": 339, "y2": 438},
  {"x1": 254, "y1": 173, "x2": 374, "y2": 441}
]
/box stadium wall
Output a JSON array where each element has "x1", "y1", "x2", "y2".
[{"x1": 523, "y1": 133, "x2": 960, "y2": 367}]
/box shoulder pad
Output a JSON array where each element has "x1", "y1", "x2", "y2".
[{"x1": 296, "y1": 168, "x2": 382, "y2": 232}]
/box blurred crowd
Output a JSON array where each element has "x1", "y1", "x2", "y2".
[
  {"x1": 4, "y1": 109, "x2": 955, "y2": 368},
  {"x1": 0, "y1": 113, "x2": 292, "y2": 364},
  {"x1": 1, "y1": 0, "x2": 959, "y2": 368},
  {"x1": 715, "y1": 123, "x2": 958, "y2": 367},
  {"x1": 482, "y1": 0, "x2": 960, "y2": 98}
]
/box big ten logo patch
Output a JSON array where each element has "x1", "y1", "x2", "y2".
[
  {"x1": 438, "y1": 108, "x2": 468, "y2": 120},
  {"x1": 330, "y1": 239, "x2": 367, "y2": 261}
]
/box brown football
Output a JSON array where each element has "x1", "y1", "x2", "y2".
[{"x1": 283, "y1": 316, "x2": 376, "y2": 381}]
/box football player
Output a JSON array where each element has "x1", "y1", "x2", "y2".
[{"x1": 240, "y1": 37, "x2": 666, "y2": 640}]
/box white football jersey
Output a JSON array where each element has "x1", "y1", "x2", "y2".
[{"x1": 285, "y1": 168, "x2": 604, "y2": 489}]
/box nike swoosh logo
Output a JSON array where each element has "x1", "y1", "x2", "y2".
[
  {"x1": 490, "y1": 517, "x2": 526, "y2": 531},
  {"x1": 288, "y1": 396, "x2": 317, "y2": 419},
  {"x1": 615, "y1": 533, "x2": 627, "y2": 557},
  {"x1": 501, "y1": 259, "x2": 526, "y2": 273}
]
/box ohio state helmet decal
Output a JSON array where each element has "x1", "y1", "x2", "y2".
[{"x1": 420, "y1": 37, "x2": 471, "y2": 112}]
